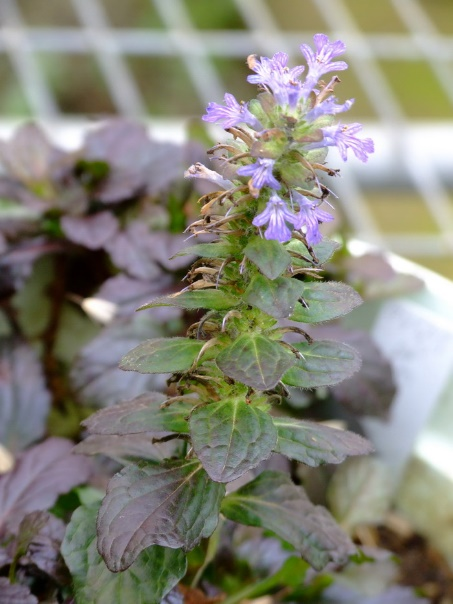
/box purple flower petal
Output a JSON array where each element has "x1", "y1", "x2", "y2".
[
  {"x1": 202, "y1": 93, "x2": 262, "y2": 130},
  {"x1": 300, "y1": 34, "x2": 348, "y2": 97},
  {"x1": 247, "y1": 53, "x2": 305, "y2": 108},
  {"x1": 252, "y1": 194, "x2": 298, "y2": 243},
  {"x1": 304, "y1": 122, "x2": 374, "y2": 163},
  {"x1": 322, "y1": 123, "x2": 374, "y2": 162},
  {"x1": 305, "y1": 97, "x2": 354, "y2": 122},
  {"x1": 237, "y1": 158, "x2": 281, "y2": 196},
  {"x1": 292, "y1": 191, "x2": 334, "y2": 246}
]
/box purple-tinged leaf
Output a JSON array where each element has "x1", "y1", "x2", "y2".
[
  {"x1": 272, "y1": 417, "x2": 373, "y2": 466},
  {"x1": 81, "y1": 392, "x2": 190, "y2": 436},
  {"x1": 61, "y1": 211, "x2": 119, "y2": 249},
  {"x1": 285, "y1": 238, "x2": 340, "y2": 268},
  {"x1": 16, "y1": 511, "x2": 68, "y2": 584},
  {"x1": 0, "y1": 338, "x2": 51, "y2": 453},
  {"x1": 282, "y1": 340, "x2": 361, "y2": 388},
  {"x1": 120, "y1": 337, "x2": 205, "y2": 375},
  {"x1": 0, "y1": 578, "x2": 37, "y2": 604},
  {"x1": 0, "y1": 437, "x2": 92, "y2": 534},
  {"x1": 216, "y1": 334, "x2": 296, "y2": 390},
  {"x1": 97, "y1": 459, "x2": 225, "y2": 571},
  {"x1": 172, "y1": 241, "x2": 236, "y2": 260},
  {"x1": 62, "y1": 503, "x2": 187, "y2": 604},
  {"x1": 73, "y1": 434, "x2": 180, "y2": 464},
  {"x1": 244, "y1": 236, "x2": 291, "y2": 280},
  {"x1": 313, "y1": 327, "x2": 395, "y2": 418},
  {"x1": 190, "y1": 398, "x2": 277, "y2": 482},
  {"x1": 245, "y1": 274, "x2": 304, "y2": 319},
  {"x1": 139, "y1": 289, "x2": 240, "y2": 312},
  {"x1": 289, "y1": 281, "x2": 362, "y2": 324},
  {"x1": 70, "y1": 317, "x2": 169, "y2": 407},
  {"x1": 221, "y1": 471, "x2": 355, "y2": 570}
]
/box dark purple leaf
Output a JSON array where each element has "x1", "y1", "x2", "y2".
[
  {"x1": 17, "y1": 511, "x2": 69, "y2": 583},
  {"x1": 97, "y1": 459, "x2": 225, "y2": 571},
  {"x1": 0, "y1": 338, "x2": 51, "y2": 453},
  {"x1": 146, "y1": 232, "x2": 193, "y2": 270},
  {"x1": 0, "y1": 237, "x2": 63, "y2": 268},
  {"x1": 104, "y1": 222, "x2": 163, "y2": 280},
  {"x1": 83, "y1": 119, "x2": 184, "y2": 202},
  {"x1": 70, "y1": 317, "x2": 169, "y2": 407},
  {"x1": 61, "y1": 211, "x2": 119, "y2": 249},
  {"x1": 0, "y1": 123, "x2": 68, "y2": 185},
  {"x1": 312, "y1": 326, "x2": 395, "y2": 418},
  {"x1": 82, "y1": 392, "x2": 190, "y2": 437},
  {"x1": 221, "y1": 471, "x2": 356, "y2": 571},
  {"x1": 0, "y1": 437, "x2": 92, "y2": 534},
  {"x1": 73, "y1": 434, "x2": 179, "y2": 463},
  {"x1": 0, "y1": 578, "x2": 37, "y2": 604},
  {"x1": 273, "y1": 417, "x2": 373, "y2": 466},
  {"x1": 95, "y1": 274, "x2": 179, "y2": 318}
]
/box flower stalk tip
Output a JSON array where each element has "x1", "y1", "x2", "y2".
[{"x1": 190, "y1": 33, "x2": 374, "y2": 245}]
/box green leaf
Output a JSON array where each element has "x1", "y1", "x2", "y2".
[
  {"x1": 119, "y1": 337, "x2": 204, "y2": 374},
  {"x1": 62, "y1": 503, "x2": 187, "y2": 604},
  {"x1": 189, "y1": 398, "x2": 277, "y2": 482},
  {"x1": 244, "y1": 236, "x2": 291, "y2": 280},
  {"x1": 289, "y1": 281, "x2": 362, "y2": 323},
  {"x1": 221, "y1": 471, "x2": 355, "y2": 570},
  {"x1": 282, "y1": 340, "x2": 361, "y2": 388},
  {"x1": 138, "y1": 289, "x2": 240, "y2": 311},
  {"x1": 81, "y1": 392, "x2": 190, "y2": 436},
  {"x1": 284, "y1": 238, "x2": 340, "y2": 267},
  {"x1": 172, "y1": 242, "x2": 236, "y2": 259},
  {"x1": 216, "y1": 334, "x2": 296, "y2": 390},
  {"x1": 244, "y1": 274, "x2": 304, "y2": 319},
  {"x1": 97, "y1": 459, "x2": 225, "y2": 571},
  {"x1": 272, "y1": 417, "x2": 373, "y2": 467}
]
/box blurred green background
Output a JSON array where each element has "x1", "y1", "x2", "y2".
[{"x1": 1, "y1": 0, "x2": 453, "y2": 278}]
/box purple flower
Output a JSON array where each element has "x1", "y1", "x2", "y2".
[
  {"x1": 305, "y1": 96, "x2": 354, "y2": 122},
  {"x1": 237, "y1": 157, "x2": 280, "y2": 197},
  {"x1": 305, "y1": 123, "x2": 374, "y2": 162},
  {"x1": 292, "y1": 191, "x2": 334, "y2": 246},
  {"x1": 202, "y1": 93, "x2": 262, "y2": 130},
  {"x1": 247, "y1": 52, "x2": 305, "y2": 108},
  {"x1": 300, "y1": 34, "x2": 348, "y2": 97},
  {"x1": 252, "y1": 194, "x2": 298, "y2": 243}
]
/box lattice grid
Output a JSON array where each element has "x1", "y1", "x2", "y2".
[{"x1": 1, "y1": 0, "x2": 452, "y2": 277}]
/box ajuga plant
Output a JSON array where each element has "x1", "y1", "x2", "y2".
[{"x1": 62, "y1": 35, "x2": 377, "y2": 602}]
